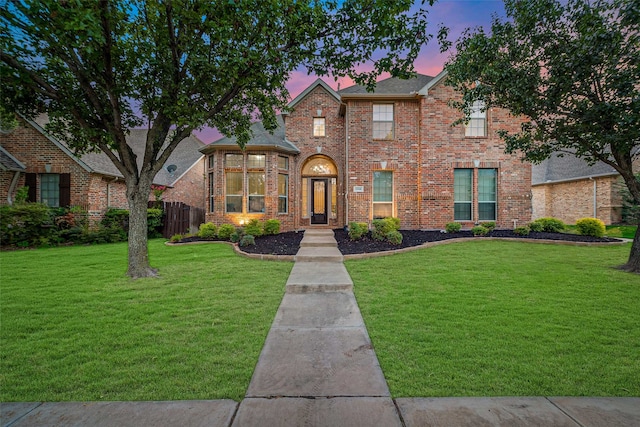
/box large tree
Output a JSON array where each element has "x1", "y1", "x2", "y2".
[
  {"x1": 444, "y1": 0, "x2": 640, "y2": 272},
  {"x1": 1, "y1": 0, "x2": 432, "y2": 278}
]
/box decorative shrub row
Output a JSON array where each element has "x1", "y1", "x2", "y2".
[
  {"x1": 0, "y1": 204, "x2": 162, "y2": 248},
  {"x1": 184, "y1": 219, "x2": 282, "y2": 247},
  {"x1": 348, "y1": 217, "x2": 403, "y2": 245}
]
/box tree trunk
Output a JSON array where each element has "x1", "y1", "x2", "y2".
[
  {"x1": 126, "y1": 179, "x2": 157, "y2": 279},
  {"x1": 621, "y1": 223, "x2": 640, "y2": 273}
]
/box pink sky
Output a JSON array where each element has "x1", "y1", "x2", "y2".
[{"x1": 195, "y1": 0, "x2": 506, "y2": 143}]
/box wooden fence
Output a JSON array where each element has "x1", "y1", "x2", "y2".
[{"x1": 150, "y1": 201, "x2": 205, "y2": 238}]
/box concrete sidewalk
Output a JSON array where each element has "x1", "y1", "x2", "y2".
[{"x1": 2, "y1": 229, "x2": 639, "y2": 426}]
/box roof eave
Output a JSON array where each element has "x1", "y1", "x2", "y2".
[
  {"x1": 532, "y1": 171, "x2": 620, "y2": 186},
  {"x1": 418, "y1": 69, "x2": 448, "y2": 96},
  {"x1": 201, "y1": 143, "x2": 300, "y2": 155},
  {"x1": 340, "y1": 93, "x2": 421, "y2": 101}
]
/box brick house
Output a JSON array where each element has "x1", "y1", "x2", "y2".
[
  {"x1": 202, "y1": 70, "x2": 532, "y2": 231},
  {"x1": 0, "y1": 115, "x2": 205, "y2": 223},
  {"x1": 532, "y1": 152, "x2": 631, "y2": 225}
]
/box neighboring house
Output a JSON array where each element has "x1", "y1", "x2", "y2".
[
  {"x1": 202, "y1": 70, "x2": 532, "y2": 231},
  {"x1": 0, "y1": 115, "x2": 205, "y2": 223},
  {"x1": 532, "y1": 153, "x2": 630, "y2": 225}
]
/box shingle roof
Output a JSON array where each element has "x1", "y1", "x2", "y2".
[
  {"x1": 202, "y1": 115, "x2": 300, "y2": 154},
  {"x1": 532, "y1": 152, "x2": 619, "y2": 185},
  {"x1": 0, "y1": 145, "x2": 26, "y2": 171},
  {"x1": 30, "y1": 115, "x2": 204, "y2": 186},
  {"x1": 339, "y1": 73, "x2": 434, "y2": 95}
]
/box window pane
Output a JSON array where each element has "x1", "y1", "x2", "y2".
[
  {"x1": 478, "y1": 203, "x2": 496, "y2": 221},
  {"x1": 313, "y1": 118, "x2": 325, "y2": 137},
  {"x1": 373, "y1": 104, "x2": 394, "y2": 139},
  {"x1": 454, "y1": 169, "x2": 472, "y2": 221},
  {"x1": 373, "y1": 203, "x2": 393, "y2": 219},
  {"x1": 247, "y1": 154, "x2": 265, "y2": 168},
  {"x1": 208, "y1": 172, "x2": 215, "y2": 212},
  {"x1": 373, "y1": 171, "x2": 392, "y2": 202},
  {"x1": 454, "y1": 203, "x2": 472, "y2": 221},
  {"x1": 301, "y1": 178, "x2": 308, "y2": 218},
  {"x1": 226, "y1": 172, "x2": 242, "y2": 213},
  {"x1": 478, "y1": 168, "x2": 497, "y2": 221},
  {"x1": 454, "y1": 169, "x2": 472, "y2": 202},
  {"x1": 302, "y1": 157, "x2": 337, "y2": 175},
  {"x1": 41, "y1": 174, "x2": 59, "y2": 207},
  {"x1": 331, "y1": 178, "x2": 337, "y2": 218},
  {"x1": 278, "y1": 174, "x2": 288, "y2": 213},
  {"x1": 208, "y1": 155, "x2": 215, "y2": 169},
  {"x1": 278, "y1": 156, "x2": 289, "y2": 170},
  {"x1": 248, "y1": 172, "x2": 265, "y2": 213},
  {"x1": 225, "y1": 153, "x2": 243, "y2": 168},
  {"x1": 465, "y1": 101, "x2": 486, "y2": 137}
]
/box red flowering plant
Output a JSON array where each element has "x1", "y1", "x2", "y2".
[{"x1": 151, "y1": 185, "x2": 167, "y2": 207}]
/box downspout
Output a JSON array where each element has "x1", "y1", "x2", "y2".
[
  {"x1": 7, "y1": 171, "x2": 21, "y2": 205},
  {"x1": 344, "y1": 103, "x2": 349, "y2": 229},
  {"x1": 590, "y1": 177, "x2": 597, "y2": 218},
  {"x1": 107, "y1": 176, "x2": 119, "y2": 208}
]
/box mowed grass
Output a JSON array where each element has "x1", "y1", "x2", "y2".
[
  {"x1": 347, "y1": 241, "x2": 640, "y2": 397},
  {"x1": 0, "y1": 240, "x2": 291, "y2": 402}
]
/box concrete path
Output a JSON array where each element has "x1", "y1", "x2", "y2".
[{"x1": 2, "y1": 229, "x2": 639, "y2": 426}]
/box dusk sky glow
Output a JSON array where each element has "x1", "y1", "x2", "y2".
[{"x1": 194, "y1": 0, "x2": 507, "y2": 143}]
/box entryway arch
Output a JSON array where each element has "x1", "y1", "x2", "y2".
[{"x1": 301, "y1": 155, "x2": 338, "y2": 225}]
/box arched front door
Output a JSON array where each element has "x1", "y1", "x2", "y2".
[{"x1": 301, "y1": 155, "x2": 338, "y2": 225}]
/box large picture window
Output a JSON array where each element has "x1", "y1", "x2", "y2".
[
  {"x1": 248, "y1": 172, "x2": 265, "y2": 213},
  {"x1": 373, "y1": 171, "x2": 393, "y2": 218},
  {"x1": 478, "y1": 169, "x2": 497, "y2": 221},
  {"x1": 373, "y1": 104, "x2": 394, "y2": 140},
  {"x1": 454, "y1": 169, "x2": 473, "y2": 221},
  {"x1": 465, "y1": 101, "x2": 487, "y2": 137}
]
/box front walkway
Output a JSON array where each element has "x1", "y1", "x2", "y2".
[{"x1": 2, "y1": 230, "x2": 639, "y2": 426}]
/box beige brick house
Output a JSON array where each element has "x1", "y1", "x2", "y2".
[
  {"x1": 202, "y1": 71, "x2": 532, "y2": 231},
  {"x1": 0, "y1": 115, "x2": 205, "y2": 223},
  {"x1": 532, "y1": 153, "x2": 628, "y2": 225}
]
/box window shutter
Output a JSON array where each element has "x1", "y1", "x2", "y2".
[
  {"x1": 59, "y1": 173, "x2": 71, "y2": 207},
  {"x1": 25, "y1": 173, "x2": 37, "y2": 202}
]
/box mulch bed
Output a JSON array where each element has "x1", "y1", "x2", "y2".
[{"x1": 176, "y1": 229, "x2": 623, "y2": 256}]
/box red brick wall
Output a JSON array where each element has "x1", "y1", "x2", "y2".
[{"x1": 163, "y1": 157, "x2": 206, "y2": 210}]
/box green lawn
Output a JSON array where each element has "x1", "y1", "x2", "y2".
[
  {"x1": 0, "y1": 240, "x2": 291, "y2": 402},
  {"x1": 348, "y1": 241, "x2": 640, "y2": 397}
]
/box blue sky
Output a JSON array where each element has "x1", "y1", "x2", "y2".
[{"x1": 195, "y1": 0, "x2": 507, "y2": 142}]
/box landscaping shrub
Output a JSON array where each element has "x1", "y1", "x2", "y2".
[
  {"x1": 230, "y1": 227, "x2": 244, "y2": 243},
  {"x1": 472, "y1": 225, "x2": 489, "y2": 236},
  {"x1": 264, "y1": 219, "x2": 280, "y2": 235},
  {"x1": 513, "y1": 225, "x2": 531, "y2": 236},
  {"x1": 0, "y1": 203, "x2": 55, "y2": 246},
  {"x1": 445, "y1": 222, "x2": 461, "y2": 233},
  {"x1": 386, "y1": 230, "x2": 403, "y2": 245},
  {"x1": 575, "y1": 217, "x2": 606, "y2": 238},
  {"x1": 348, "y1": 222, "x2": 369, "y2": 240},
  {"x1": 169, "y1": 234, "x2": 183, "y2": 243},
  {"x1": 101, "y1": 208, "x2": 130, "y2": 230},
  {"x1": 244, "y1": 219, "x2": 264, "y2": 237},
  {"x1": 480, "y1": 221, "x2": 496, "y2": 231},
  {"x1": 217, "y1": 224, "x2": 235, "y2": 240},
  {"x1": 147, "y1": 208, "x2": 164, "y2": 238},
  {"x1": 530, "y1": 217, "x2": 565, "y2": 233},
  {"x1": 78, "y1": 227, "x2": 127, "y2": 244},
  {"x1": 239, "y1": 234, "x2": 256, "y2": 247},
  {"x1": 372, "y1": 217, "x2": 400, "y2": 241},
  {"x1": 197, "y1": 222, "x2": 218, "y2": 239}
]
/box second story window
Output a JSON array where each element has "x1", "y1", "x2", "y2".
[
  {"x1": 465, "y1": 101, "x2": 487, "y2": 137},
  {"x1": 313, "y1": 117, "x2": 326, "y2": 137},
  {"x1": 373, "y1": 104, "x2": 394, "y2": 140}
]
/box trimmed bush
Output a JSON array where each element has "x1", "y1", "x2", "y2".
[
  {"x1": 230, "y1": 227, "x2": 244, "y2": 243},
  {"x1": 348, "y1": 222, "x2": 369, "y2": 240},
  {"x1": 480, "y1": 221, "x2": 496, "y2": 231},
  {"x1": 472, "y1": 225, "x2": 489, "y2": 236},
  {"x1": 197, "y1": 222, "x2": 218, "y2": 239},
  {"x1": 372, "y1": 217, "x2": 400, "y2": 241},
  {"x1": 386, "y1": 230, "x2": 403, "y2": 245},
  {"x1": 0, "y1": 203, "x2": 54, "y2": 246},
  {"x1": 445, "y1": 222, "x2": 461, "y2": 233},
  {"x1": 147, "y1": 208, "x2": 164, "y2": 238},
  {"x1": 576, "y1": 217, "x2": 606, "y2": 238},
  {"x1": 264, "y1": 219, "x2": 280, "y2": 235},
  {"x1": 513, "y1": 225, "x2": 531, "y2": 236},
  {"x1": 239, "y1": 234, "x2": 256, "y2": 247},
  {"x1": 530, "y1": 217, "x2": 565, "y2": 233},
  {"x1": 244, "y1": 219, "x2": 264, "y2": 237},
  {"x1": 217, "y1": 224, "x2": 235, "y2": 240},
  {"x1": 169, "y1": 234, "x2": 183, "y2": 243}
]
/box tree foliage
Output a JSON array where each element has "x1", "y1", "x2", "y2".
[
  {"x1": 1, "y1": 0, "x2": 433, "y2": 277},
  {"x1": 444, "y1": 0, "x2": 640, "y2": 272}
]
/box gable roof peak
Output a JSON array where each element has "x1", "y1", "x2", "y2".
[{"x1": 287, "y1": 78, "x2": 341, "y2": 110}]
